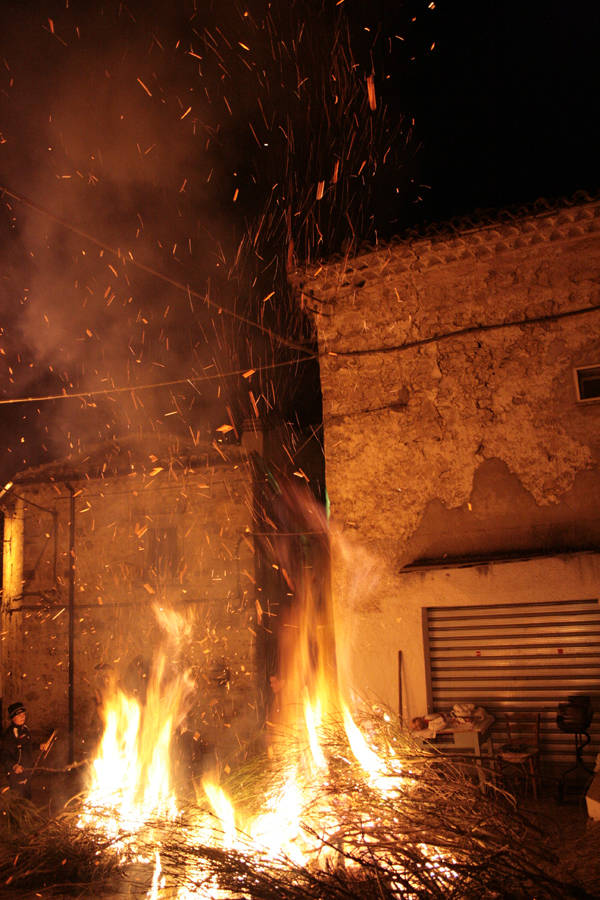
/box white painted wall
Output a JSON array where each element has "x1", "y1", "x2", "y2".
[{"x1": 333, "y1": 551, "x2": 600, "y2": 721}]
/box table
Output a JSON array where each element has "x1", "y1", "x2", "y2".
[{"x1": 414, "y1": 714, "x2": 495, "y2": 792}]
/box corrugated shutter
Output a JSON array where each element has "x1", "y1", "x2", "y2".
[{"x1": 426, "y1": 598, "x2": 600, "y2": 773}]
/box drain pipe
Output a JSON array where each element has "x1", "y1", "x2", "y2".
[{"x1": 66, "y1": 484, "x2": 76, "y2": 764}]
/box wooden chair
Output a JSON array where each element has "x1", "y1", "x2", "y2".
[{"x1": 494, "y1": 711, "x2": 541, "y2": 800}]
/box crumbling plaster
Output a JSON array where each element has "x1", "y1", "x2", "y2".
[{"x1": 297, "y1": 200, "x2": 600, "y2": 561}]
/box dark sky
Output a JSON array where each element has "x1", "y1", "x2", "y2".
[
  {"x1": 0, "y1": 0, "x2": 597, "y2": 481},
  {"x1": 404, "y1": 0, "x2": 599, "y2": 220},
  {"x1": 347, "y1": 0, "x2": 599, "y2": 224}
]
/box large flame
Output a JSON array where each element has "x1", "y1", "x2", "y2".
[
  {"x1": 79, "y1": 488, "x2": 445, "y2": 896},
  {"x1": 79, "y1": 609, "x2": 193, "y2": 839}
]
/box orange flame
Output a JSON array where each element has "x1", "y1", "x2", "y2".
[{"x1": 80, "y1": 488, "x2": 444, "y2": 894}]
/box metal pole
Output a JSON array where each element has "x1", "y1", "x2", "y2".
[
  {"x1": 398, "y1": 650, "x2": 403, "y2": 725},
  {"x1": 66, "y1": 484, "x2": 75, "y2": 764}
]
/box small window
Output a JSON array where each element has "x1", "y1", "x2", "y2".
[{"x1": 574, "y1": 365, "x2": 600, "y2": 403}]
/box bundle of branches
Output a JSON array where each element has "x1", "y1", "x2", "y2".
[
  {"x1": 0, "y1": 710, "x2": 591, "y2": 898},
  {"x1": 0, "y1": 793, "x2": 45, "y2": 839},
  {"x1": 0, "y1": 806, "x2": 127, "y2": 898},
  {"x1": 154, "y1": 712, "x2": 586, "y2": 900}
]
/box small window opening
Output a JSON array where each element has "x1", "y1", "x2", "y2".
[{"x1": 574, "y1": 365, "x2": 600, "y2": 403}]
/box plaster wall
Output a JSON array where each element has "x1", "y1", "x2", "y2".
[{"x1": 332, "y1": 547, "x2": 600, "y2": 720}]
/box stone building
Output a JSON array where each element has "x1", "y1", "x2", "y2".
[
  {"x1": 0, "y1": 434, "x2": 262, "y2": 766},
  {"x1": 293, "y1": 192, "x2": 600, "y2": 770}
]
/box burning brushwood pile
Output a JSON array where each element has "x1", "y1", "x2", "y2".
[
  {"x1": 0, "y1": 530, "x2": 590, "y2": 899},
  {"x1": 0, "y1": 699, "x2": 586, "y2": 898}
]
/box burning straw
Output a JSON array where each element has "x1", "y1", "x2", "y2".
[
  {"x1": 0, "y1": 708, "x2": 590, "y2": 898},
  {"x1": 0, "y1": 802, "x2": 125, "y2": 897},
  {"x1": 0, "y1": 499, "x2": 589, "y2": 898}
]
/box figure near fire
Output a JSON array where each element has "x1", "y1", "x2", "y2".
[{"x1": 0, "y1": 701, "x2": 54, "y2": 799}]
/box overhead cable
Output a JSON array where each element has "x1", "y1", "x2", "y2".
[
  {"x1": 0, "y1": 183, "x2": 312, "y2": 356},
  {"x1": 0, "y1": 355, "x2": 318, "y2": 406}
]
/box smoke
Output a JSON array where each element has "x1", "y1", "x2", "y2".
[
  {"x1": 0, "y1": 2, "x2": 241, "y2": 472},
  {"x1": 0, "y1": 0, "x2": 416, "y2": 479}
]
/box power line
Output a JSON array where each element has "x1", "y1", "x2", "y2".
[
  {"x1": 323, "y1": 300, "x2": 600, "y2": 357},
  {"x1": 0, "y1": 183, "x2": 312, "y2": 356},
  {"x1": 5, "y1": 177, "x2": 598, "y2": 406},
  {"x1": 2, "y1": 294, "x2": 598, "y2": 407},
  {"x1": 0, "y1": 355, "x2": 318, "y2": 406}
]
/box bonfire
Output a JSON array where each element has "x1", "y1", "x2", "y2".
[
  {"x1": 0, "y1": 494, "x2": 587, "y2": 898},
  {"x1": 0, "y1": 583, "x2": 587, "y2": 898}
]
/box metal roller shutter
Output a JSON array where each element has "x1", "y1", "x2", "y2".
[{"x1": 426, "y1": 598, "x2": 600, "y2": 773}]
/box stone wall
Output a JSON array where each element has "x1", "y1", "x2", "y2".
[
  {"x1": 294, "y1": 197, "x2": 600, "y2": 718},
  {"x1": 1, "y1": 445, "x2": 260, "y2": 766}
]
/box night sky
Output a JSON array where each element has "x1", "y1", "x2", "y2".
[
  {"x1": 0, "y1": 0, "x2": 597, "y2": 482},
  {"x1": 400, "y1": 0, "x2": 599, "y2": 220}
]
